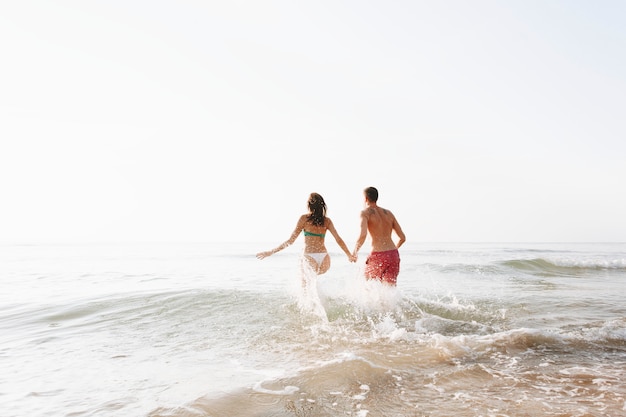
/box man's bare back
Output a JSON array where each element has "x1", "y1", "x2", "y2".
[{"x1": 362, "y1": 206, "x2": 401, "y2": 252}]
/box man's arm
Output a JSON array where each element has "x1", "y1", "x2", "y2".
[
  {"x1": 393, "y1": 216, "x2": 406, "y2": 249},
  {"x1": 352, "y1": 211, "x2": 368, "y2": 258}
]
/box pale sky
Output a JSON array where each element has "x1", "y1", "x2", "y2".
[{"x1": 1, "y1": 1, "x2": 625, "y2": 244}]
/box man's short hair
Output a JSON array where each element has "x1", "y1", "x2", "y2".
[{"x1": 364, "y1": 187, "x2": 378, "y2": 203}]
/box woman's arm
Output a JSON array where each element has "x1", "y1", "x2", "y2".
[
  {"x1": 256, "y1": 215, "x2": 305, "y2": 259},
  {"x1": 327, "y1": 218, "x2": 356, "y2": 263}
]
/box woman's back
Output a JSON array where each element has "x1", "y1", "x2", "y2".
[{"x1": 302, "y1": 216, "x2": 327, "y2": 253}]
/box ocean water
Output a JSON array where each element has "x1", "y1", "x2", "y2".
[{"x1": 1, "y1": 242, "x2": 625, "y2": 417}]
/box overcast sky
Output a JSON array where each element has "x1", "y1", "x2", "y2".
[{"x1": 1, "y1": 1, "x2": 625, "y2": 245}]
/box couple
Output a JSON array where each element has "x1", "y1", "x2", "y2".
[{"x1": 256, "y1": 187, "x2": 406, "y2": 285}]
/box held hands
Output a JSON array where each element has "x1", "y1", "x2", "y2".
[{"x1": 347, "y1": 253, "x2": 357, "y2": 263}]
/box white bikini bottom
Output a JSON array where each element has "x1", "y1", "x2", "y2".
[{"x1": 304, "y1": 252, "x2": 328, "y2": 267}]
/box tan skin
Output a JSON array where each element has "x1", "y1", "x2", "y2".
[
  {"x1": 257, "y1": 215, "x2": 356, "y2": 274},
  {"x1": 352, "y1": 196, "x2": 406, "y2": 260}
]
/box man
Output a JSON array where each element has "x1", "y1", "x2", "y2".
[{"x1": 353, "y1": 187, "x2": 406, "y2": 285}]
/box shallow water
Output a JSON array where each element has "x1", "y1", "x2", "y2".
[{"x1": 1, "y1": 242, "x2": 625, "y2": 416}]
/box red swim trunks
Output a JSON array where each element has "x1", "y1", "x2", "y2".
[{"x1": 364, "y1": 249, "x2": 400, "y2": 285}]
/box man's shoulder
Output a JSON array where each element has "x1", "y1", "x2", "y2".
[{"x1": 378, "y1": 206, "x2": 395, "y2": 216}]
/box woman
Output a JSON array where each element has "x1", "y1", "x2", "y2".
[{"x1": 256, "y1": 193, "x2": 355, "y2": 274}]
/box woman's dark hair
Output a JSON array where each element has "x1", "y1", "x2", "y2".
[{"x1": 307, "y1": 193, "x2": 327, "y2": 226}]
